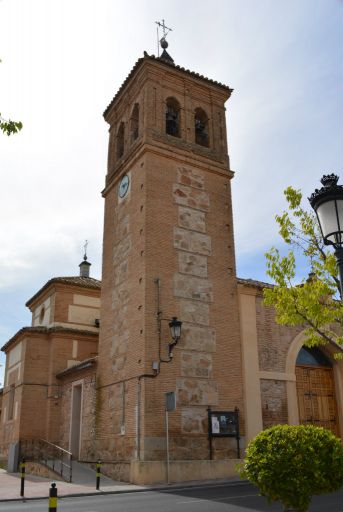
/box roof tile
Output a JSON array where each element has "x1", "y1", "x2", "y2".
[
  {"x1": 26, "y1": 276, "x2": 101, "y2": 307},
  {"x1": 1, "y1": 325, "x2": 98, "y2": 352},
  {"x1": 103, "y1": 52, "x2": 233, "y2": 118}
]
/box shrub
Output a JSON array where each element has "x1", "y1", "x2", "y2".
[{"x1": 239, "y1": 424, "x2": 343, "y2": 512}]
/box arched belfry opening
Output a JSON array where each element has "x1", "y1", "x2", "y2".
[
  {"x1": 130, "y1": 103, "x2": 139, "y2": 143},
  {"x1": 194, "y1": 107, "x2": 209, "y2": 147},
  {"x1": 116, "y1": 122, "x2": 125, "y2": 159},
  {"x1": 165, "y1": 97, "x2": 180, "y2": 137},
  {"x1": 296, "y1": 346, "x2": 339, "y2": 435}
]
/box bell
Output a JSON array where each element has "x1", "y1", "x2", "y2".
[{"x1": 166, "y1": 113, "x2": 178, "y2": 136}]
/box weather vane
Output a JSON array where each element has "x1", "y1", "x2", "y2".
[
  {"x1": 155, "y1": 19, "x2": 172, "y2": 57},
  {"x1": 83, "y1": 239, "x2": 89, "y2": 261}
]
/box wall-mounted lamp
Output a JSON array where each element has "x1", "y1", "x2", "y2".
[
  {"x1": 168, "y1": 316, "x2": 182, "y2": 358},
  {"x1": 154, "y1": 278, "x2": 182, "y2": 363},
  {"x1": 157, "y1": 312, "x2": 182, "y2": 363}
]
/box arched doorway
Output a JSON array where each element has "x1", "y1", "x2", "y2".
[{"x1": 296, "y1": 346, "x2": 339, "y2": 435}]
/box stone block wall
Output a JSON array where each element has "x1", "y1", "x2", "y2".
[
  {"x1": 96, "y1": 156, "x2": 148, "y2": 460},
  {"x1": 171, "y1": 165, "x2": 243, "y2": 458},
  {"x1": 139, "y1": 155, "x2": 244, "y2": 461}
]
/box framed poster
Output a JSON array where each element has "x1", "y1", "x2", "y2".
[
  {"x1": 208, "y1": 408, "x2": 240, "y2": 459},
  {"x1": 208, "y1": 410, "x2": 239, "y2": 437}
]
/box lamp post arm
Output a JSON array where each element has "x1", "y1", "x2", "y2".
[
  {"x1": 335, "y1": 247, "x2": 343, "y2": 300},
  {"x1": 311, "y1": 236, "x2": 342, "y2": 293}
]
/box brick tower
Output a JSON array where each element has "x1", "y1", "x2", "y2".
[{"x1": 96, "y1": 44, "x2": 244, "y2": 480}]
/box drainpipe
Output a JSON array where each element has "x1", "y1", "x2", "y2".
[
  {"x1": 137, "y1": 378, "x2": 141, "y2": 460},
  {"x1": 136, "y1": 372, "x2": 160, "y2": 461}
]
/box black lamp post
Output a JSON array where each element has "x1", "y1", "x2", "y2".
[
  {"x1": 168, "y1": 316, "x2": 182, "y2": 357},
  {"x1": 309, "y1": 174, "x2": 343, "y2": 297}
]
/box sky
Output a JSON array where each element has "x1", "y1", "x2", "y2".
[{"x1": 0, "y1": 0, "x2": 342, "y2": 385}]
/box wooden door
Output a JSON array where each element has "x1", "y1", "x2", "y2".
[{"x1": 296, "y1": 366, "x2": 339, "y2": 436}]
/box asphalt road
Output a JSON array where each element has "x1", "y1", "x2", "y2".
[{"x1": 0, "y1": 482, "x2": 342, "y2": 512}]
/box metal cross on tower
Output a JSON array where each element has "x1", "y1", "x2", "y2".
[
  {"x1": 155, "y1": 19, "x2": 173, "y2": 56},
  {"x1": 83, "y1": 239, "x2": 89, "y2": 260}
]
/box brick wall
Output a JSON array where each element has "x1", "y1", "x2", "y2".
[
  {"x1": 97, "y1": 54, "x2": 244, "y2": 463},
  {"x1": 59, "y1": 366, "x2": 97, "y2": 459},
  {"x1": 0, "y1": 328, "x2": 98, "y2": 456},
  {"x1": 260, "y1": 379, "x2": 288, "y2": 428},
  {"x1": 256, "y1": 296, "x2": 301, "y2": 373}
]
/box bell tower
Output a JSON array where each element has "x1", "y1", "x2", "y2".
[{"x1": 96, "y1": 42, "x2": 244, "y2": 475}]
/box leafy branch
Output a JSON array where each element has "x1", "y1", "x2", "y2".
[
  {"x1": 264, "y1": 186, "x2": 343, "y2": 353},
  {"x1": 0, "y1": 114, "x2": 23, "y2": 136},
  {"x1": 0, "y1": 59, "x2": 23, "y2": 136}
]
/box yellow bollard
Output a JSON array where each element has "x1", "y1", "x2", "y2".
[
  {"x1": 96, "y1": 460, "x2": 101, "y2": 490},
  {"x1": 48, "y1": 482, "x2": 57, "y2": 511},
  {"x1": 20, "y1": 458, "x2": 26, "y2": 497}
]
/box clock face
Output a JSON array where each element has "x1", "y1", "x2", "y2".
[{"x1": 118, "y1": 174, "x2": 130, "y2": 198}]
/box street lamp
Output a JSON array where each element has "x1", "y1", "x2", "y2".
[
  {"x1": 168, "y1": 316, "x2": 182, "y2": 358},
  {"x1": 309, "y1": 173, "x2": 343, "y2": 296}
]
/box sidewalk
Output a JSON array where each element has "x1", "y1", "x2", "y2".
[
  {"x1": 0, "y1": 468, "x2": 245, "y2": 502},
  {"x1": 0, "y1": 468, "x2": 145, "y2": 501}
]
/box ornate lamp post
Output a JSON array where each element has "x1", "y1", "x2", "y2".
[{"x1": 309, "y1": 174, "x2": 343, "y2": 297}]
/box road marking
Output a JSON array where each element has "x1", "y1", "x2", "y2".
[
  {"x1": 177, "y1": 499, "x2": 207, "y2": 504},
  {"x1": 177, "y1": 493, "x2": 258, "y2": 503},
  {"x1": 216, "y1": 493, "x2": 259, "y2": 500}
]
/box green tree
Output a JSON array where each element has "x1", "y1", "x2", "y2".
[
  {"x1": 264, "y1": 186, "x2": 343, "y2": 350},
  {"x1": 239, "y1": 424, "x2": 343, "y2": 512}
]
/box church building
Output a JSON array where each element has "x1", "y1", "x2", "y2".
[{"x1": 0, "y1": 41, "x2": 342, "y2": 484}]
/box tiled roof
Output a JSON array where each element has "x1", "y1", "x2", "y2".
[
  {"x1": 1, "y1": 326, "x2": 98, "y2": 352},
  {"x1": 237, "y1": 277, "x2": 274, "y2": 289},
  {"x1": 56, "y1": 357, "x2": 98, "y2": 379},
  {"x1": 103, "y1": 52, "x2": 233, "y2": 118},
  {"x1": 26, "y1": 276, "x2": 101, "y2": 307}
]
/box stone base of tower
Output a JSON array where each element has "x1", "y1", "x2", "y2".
[
  {"x1": 98, "y1": 458, "x2": 241, "y2": 485},
  {"x1": 93, "y1": 434, "x2": 244, "y2": 484},
  {"x1": 130, "y1": 458, "x2": 241, "y2": 484}
]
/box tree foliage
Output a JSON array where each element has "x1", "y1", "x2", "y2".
[
  {"x1": 239, "y1": 424, "x2": 343, "y2": 512},
  {"x1": 0, "y1": 114, "x2": 23, "y2": 136},
  {"x1": 0, "y1": 59, "x2": 23, "y2": 136},
  {"x1": 264, "y1": 186, "x2": 343, "y2": 350}
]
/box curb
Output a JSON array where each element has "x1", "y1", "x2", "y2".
[{"x1": 0, "y1": 479, "x2": 250, "y2": 502}]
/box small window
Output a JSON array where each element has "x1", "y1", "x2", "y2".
[
  {"x1": 130, "y1": 104, "x2": 139, "y2": 142},
  {"x1": 39, "y1": 306, "x2": 45, "y2": 324},
  {"x1": 166, "y1": 97, "x2": 180, "y2": 137},
  {"x1": 8, "y1": 385, "x2": 15, "y2": 421},
  {"x1": 116, "y1": 122, "x2": 125, "y2": 159},
  {"x1": 194, "y1": 108, "x2": 209, "y2": 147}
]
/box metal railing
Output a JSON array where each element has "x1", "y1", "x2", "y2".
[{"x1": 20, "y1": 439, "x2": 73, "y2": 482}]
